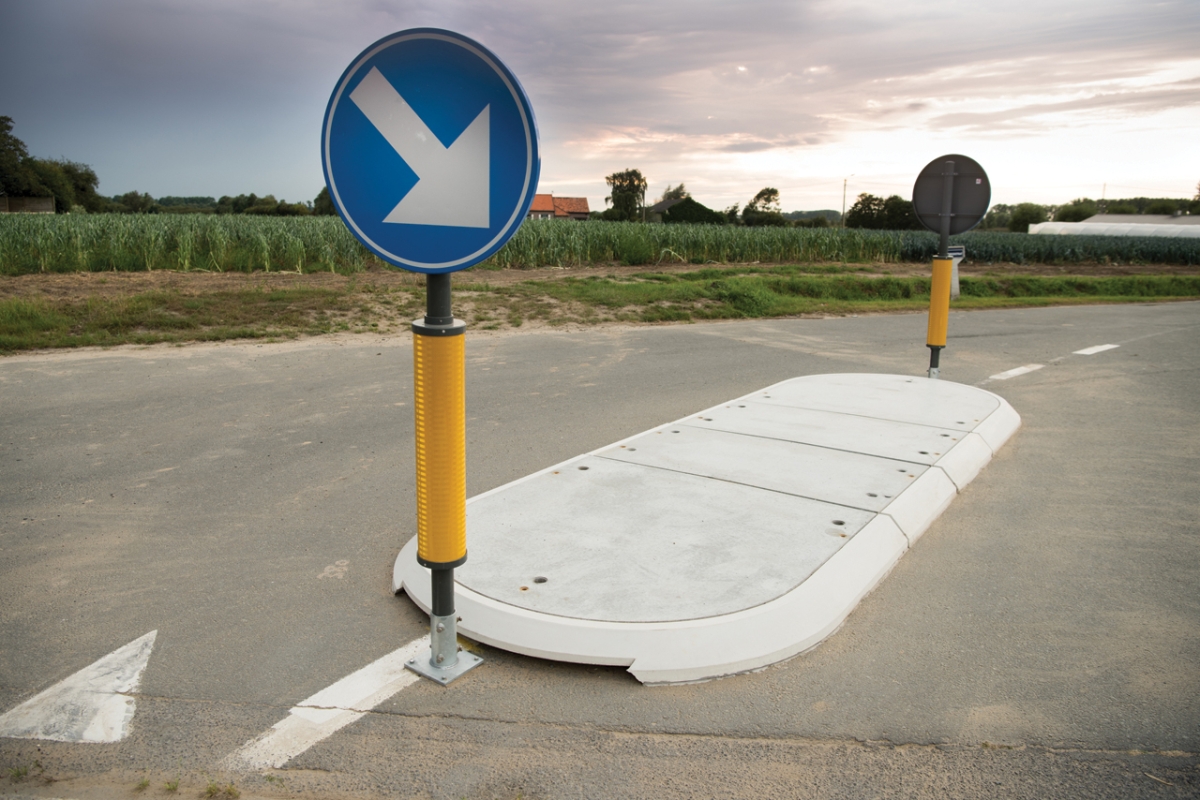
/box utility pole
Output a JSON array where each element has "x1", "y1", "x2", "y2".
[{"x1": 841, "y1": 175, "x2": 854, "y2": 228}]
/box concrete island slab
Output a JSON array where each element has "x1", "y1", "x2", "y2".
[{"x1": 394, "y1": 373, "x2": 1020, "y2": 685}]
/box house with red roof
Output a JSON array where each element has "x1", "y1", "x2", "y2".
[{"x1": 527, "y1": 193, "x2": 590, "y2": 221}]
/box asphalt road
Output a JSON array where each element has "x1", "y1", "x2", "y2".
[{"x1": 1, "y1": 301, "x2": 1198, "y2": 799}]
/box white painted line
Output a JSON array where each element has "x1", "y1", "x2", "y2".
[
  {"x1": 988, "y1": 364, "x2": 1044, "y2": 381},
  {"x1": 1074, "y1": 344, "x2": 1120, "y2": 355},
  {"x1": 224, "y1": 635, "x2": 429, "y2": 771},
  {"x1": 0, "y1": 631, "x2": 156, "y2": 743}
]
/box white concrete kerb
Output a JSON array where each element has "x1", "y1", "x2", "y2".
[{"x1": 394, "y1": 373, "x2": 1020, "y2": 684}]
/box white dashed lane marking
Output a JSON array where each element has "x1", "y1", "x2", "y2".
[
  {"x1": 983, "y1": 342, "x2": 1123, "y2": 384},
  {"x1": 988, "y1": 364, "x2": 1044, "y2": 381},
  {"x1": 1074, "y1": 344, "x2": 1120, "y2": 355},
  {"x1": 223, "y1": 635, "x2": 430, "y2": 771}
]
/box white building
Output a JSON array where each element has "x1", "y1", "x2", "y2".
[{"x1": 1030, "y1": 213, "x2": 1200, "y2": 238}]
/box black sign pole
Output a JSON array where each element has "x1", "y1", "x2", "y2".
[{"x1": 939, "y1": 160, "x2": 955, "y2": 259}]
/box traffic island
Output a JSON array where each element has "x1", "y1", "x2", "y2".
[{"x1": 394, "y1": 373, "x2": 1020, "y2": 684}]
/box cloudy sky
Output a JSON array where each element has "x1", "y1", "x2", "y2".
[{"x1": 2, "y1": 0, "x2": 1197, "y2": 213}]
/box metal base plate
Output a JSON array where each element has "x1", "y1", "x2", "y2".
[{"x1": 404, "y1": 649, "x2": 483, "y2": 686}]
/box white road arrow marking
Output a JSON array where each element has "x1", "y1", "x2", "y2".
[
  {"x1": 223, "y1": 635, "x2": 430, "y2": 771},
  {"x1": 0, "y1": 631, "x2": 156, "y2": 743},
  {"x1": 350, "y1": 67, "x2": 490, "y2": 228}
]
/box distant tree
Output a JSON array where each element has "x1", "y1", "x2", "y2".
[
  {"x1": 661, "y1": 196, "x2": 727, "y2": 225},
  {"x1": 1105, "y1": 202, "x2": 1137, "y2": 214},
  {"x1": 743, "y1": 187, "x2": 787, "y2": 226},
  {"x1": 1, "y1": 119, "x2": 109, "y2": 213},
  {"x1": 114, "y1": 191, "x2": 158, "y2": 214},
  {"x1": 1195, "y1": 181, "x2": 1200, "y2": 202},
  {"x1": 845, "y1": 193, "x2": 921, "y2": 230},
  {"x1": 783, "y1": 209, "x2": 842, "y2": 224},
  {"x1": 1008, "y1": 203, "x2": 1047, "y2": 233},
  {"x1": 216, "y1": 194, "x2": 258, "y2": 214},
  {"x1": 275, "y1": 198, "x2": 311, "y2": 216},
  {"x1": 980, "y1": 204, "x2": 1012, "y2": 230},
  {"x1": 1054, "y1": 198, "x2": 1098, "y2": 222},
  {"x1": 157, "y1": 196, "x2": 216, "y2": 208},
  {"x1": 0, "y1": 116, "x2": 39, "y2": 198},
  {"x1": 244, "y1": 195, "x2": 280, "y2": 215},
  {"x1": 723, "y1": 204, "x2": 740, "y2": 224},
  {"x1": 747, "y1": 187, "x2": 781, "y2": 213},
  {"x1": 881, "y1": 195, "x2": 921, "y2": 230},
  {"x1": 605, "y1": 168, "x2": 647, "y2": 221},
  {"x1": 793, "y1": 215, "x2": 832, "y2": 229},
  {"x1": 26, "y1": 159, "x2": 76, "y2": 213},
  {"x1": 742, "y1": 208, "x2": 788, "y2": 226},
  {"x1": 1146, "y1": 198, "x2": 1182, "y2": 215},
  {"x1": 844, "y1": 193, "x2": 886, "y2": 229},
  {"x1": 55, "y1": 160, "x2": 108, "y2": 212},
  {"x1": 314, "y1": 186, "x2": 336, "y2": 215},
  {"x1": 658, "y1": 183, "x2": 689, "y2": 203}
]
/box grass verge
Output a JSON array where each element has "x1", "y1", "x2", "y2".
[{"x1": 2, "y1": 270, "x2": 1198, "y2": 353}]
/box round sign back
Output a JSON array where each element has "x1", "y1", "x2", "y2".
[
  {"x1": 322, "y1": 29, "x2": 540, "y2": 274},
  {"x1": 911, "y1": 154, "x2": 990, "y2": 236}
]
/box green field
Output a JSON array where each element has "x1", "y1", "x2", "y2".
[{"x1": 3, "y1": 214, "x2": 1199, "y2": 276}]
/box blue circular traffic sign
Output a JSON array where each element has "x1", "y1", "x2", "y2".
[{"x1": 322, "y1": 29, "x2": 540, "y2": 274}]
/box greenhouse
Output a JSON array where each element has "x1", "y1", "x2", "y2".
[{"x1": 1030, "y1": 214, "x2": 1200, "y2": 238}]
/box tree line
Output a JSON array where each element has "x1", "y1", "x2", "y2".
[
  {"x1": 982, "y1": 192, "x2": 1200, "y2": 232},
  {"x1": 599, "y1": 169, "x2": 840, "y2": 227},
  {"x1": 2, "y1": 116, "x2": 337, "y2": 216},
  {"x1": 601, "y1": 167, "x2": 1200, "y2": 233}
]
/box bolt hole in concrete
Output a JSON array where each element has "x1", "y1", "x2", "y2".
[
  {"x1": 919, "y1": 450, "x2": 929, "y2": 454},
  {"x1": 519, "y1": 586, "x2": 529, "y2": 591},
  {"x1": 672, "y1": 430, "x2": 680, "y2": 434},
  {"x1": 578, "y1": 466, "x2": 589, "y2": 471},
  {"x1": 833, "y1": 520, "x2": 845, "y2": 526},
  {"x1": 628, "y1": 448, "x2": 637, "y2": 451},
  {"x1": 867, "y1": 493, "x2": 878, "y2": 497},
  {"x1": 533, "y1": 576, "x2": 548, "y2": 584}
]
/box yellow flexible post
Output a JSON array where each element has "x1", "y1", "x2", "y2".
[
  {"x1": 926, "y1": 257, "x2": 952, "y2": 348},
  {"x1": 412, "y1": 331, "x2": 466, "y2": 567}
]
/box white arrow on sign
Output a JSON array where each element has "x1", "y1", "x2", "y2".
[{"x1": 350, "y1": 67, "x2": 490, "y2": 229}]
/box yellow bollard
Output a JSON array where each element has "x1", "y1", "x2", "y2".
[
  {"x1": 412, "y1": 330, "x2": 467, "y2": 569},
  {"x1": 404, "y1": 273, "x2": 482, "y2": 685},
  {"x1": 925, "y1": 257, "x2": 953, "y2": 378},
  {"x1": 926, "y1": 257, "x2": 952, "y2": 349}
]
